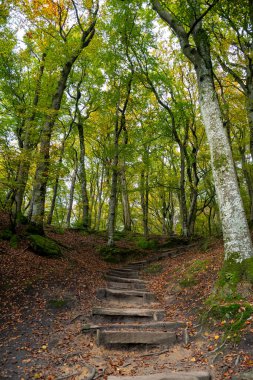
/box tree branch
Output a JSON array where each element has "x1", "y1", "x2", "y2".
[{"x1": 187, "y1": 0, "x2": 220, "y2": 37}]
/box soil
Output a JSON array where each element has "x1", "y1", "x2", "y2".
[{"x1": 0, "y1": 225, "x2": 253, "y2": 380}]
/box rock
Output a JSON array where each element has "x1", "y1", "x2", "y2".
[
  {"x1": 97, "y1": 329, "x2": 176, "y2": 346},
  {"x1": 92, "y1": 307, "x2": 165, "y2": 321},
  {"x1": 29, "y1": 235, "x2": 62, "y2": 258},
  {"x1": 96, "y1": 288, "x2": 156, "y2": 304}
]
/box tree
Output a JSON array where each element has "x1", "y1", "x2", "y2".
[
  {"x1": 26, "y1": 0, "x2": 99, "y2": 232},
  {"x1": 149, "y1": 0, "x2": 253, "y2": 268}
]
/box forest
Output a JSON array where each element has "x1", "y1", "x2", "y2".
[
  {"x1": 1, "y1": 0, "x2": 253, "y2": 271},
  {"x1": 1, "y1": 1, "x2": 253, "y2": 379}
]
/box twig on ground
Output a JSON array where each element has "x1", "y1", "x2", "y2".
[
  {"x1": 70, "y1": 314, "x2": 87, "y2": 324},
  {"x1": 21, "y1": 246, "x2": 29, "y2": 254},
  {"x1": 208, "y1": 339, "x2": 227, "y2": 356},
  {"x1": 184, "y1": 327, "x2": 189, "y2": 345},
  {"x1": 85, "y1": 362, "x2": 96, "y2": 380},
  {"x1": 138, "y1": 348, "x2": 171, "y2": 357},
  {"x1": 94, "y1": 368, "x2": 106, "y2": 379},
  {"x1": 211, "y1": 351, "x2": 223, "y2": 364},
  {"x1": 235, "y1": 354, "x2": 241, "y2": 366}
]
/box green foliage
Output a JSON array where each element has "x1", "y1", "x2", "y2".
[
  {"x1": 53, "y1": 226, "x2": 65, "y2": 235},
  {"x1": 29, "y1": 235, "x2": 62, "y2": 258},
  {"x1": 179, "y1": 277, "x2": 198, "y2": 287},
  {"x1": 0, "y1": 229, "x2": 13, "y2": 240},
  {"x1": 217, "y1": 254, "x2": 253, "y2": 296},
  {"x1": 160, "y1": 236, "x2": 189, "y2": 249},
  {"x1": 99, "y1": 246, "x2": 122, "y2": 263},
  {"x1": 26, "y1": 223, "x2": 44, "y2": 235},
  {"x1": 206, "y1": 303, "x2": 253, "y2": 337},
  {"x1": 99, "y1": 245, "x2": 141, "y2": 263},
  {"x1": 10, "y1": 234, "x2": 19, "y2": 248},
  {"x1": 47, "y1": 299, "x2": 68, "y2": 309},
  {"x1": 137, "y1": 238, "x2": 157, "y2": 250},
  {"x1": 144, "y1": 263, "x2": 162, "y2": 275},
  {"x1": 179, "y1": 259, "x2": 209, "y2": 288}
]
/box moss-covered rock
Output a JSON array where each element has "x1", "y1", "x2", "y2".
[{"x1": 29, "y1": 235, "x2": 62, "y2": 258}]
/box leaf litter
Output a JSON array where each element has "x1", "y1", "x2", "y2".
[{"x1": 0, "y1": 229, "x2": 253, "y2": 380}]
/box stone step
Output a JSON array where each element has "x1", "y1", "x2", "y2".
[
  {"x1": 83, "y1": 321, "x2": 185, "y2": 332},
  {"x1": 96, "y1": 329, "x2": 176, "y2": 346},
  {"x1": 107, "y1": 281, "x2": 146, "y2": 290},
  {"x1": 110, "y1": 267, "x2": 138, "y2": 271},
  {"x1": 96, "y1": 288, "x2": 156, "y2": 304},
  {"x1": 105, "y1": 275, "x2": 147, "y2": 284},
  {"x1": 107, "y1": 372, "x2": 212, "y2": 380},
  {"x1": 107, "y1": 270, "x2": 139, "y2": 278},
  {"x1": 92, "y1": 307, "x2": 165, "y2": 322},
  {"x1": 125, "y1": 261, "x2": 147, "y2": 269}
]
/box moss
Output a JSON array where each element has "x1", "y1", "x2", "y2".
[
  {"x1": 206, "y1": 302, "x2": 253, "y2": 336},
  {"x1": 179, "y1": 259, "x2": 209, "y2": 288},
  {"x1": 179, "y1": 277, "x2": 198, "y2": 287},
  {"x1": 26, "y1": 223, "x2": 45, "y2": 235},
  {"x1": 144, "y1": 263, "x2": 163, "y2": 275},
  {"x1": 53, "y1": 226, "x2": 65, "y2": 235},
  {"x1": 16, "y1": 213, "x2": 28, "y2": 225},
  {"x1": 29, "y1": 235, "x2": 62, "y2": 258},
  {"x1": 99, "y1": 246, "x2": 122, "y2": 263},
  {"x1": 216, "y1": 254, "x2": 253, "y2": 297},
  {"x1": 243, "y1": 257, "x2": 253, "y2": 283},
  {"x1": 0, "y1": 229, "x2": 13, "y2": 241},
  {"x1": 137, "y1": 238, "x2": 157, "y2": 250},
  {"x1": 10, "y1": 234, "x2": 19, "y2": 248},
  {"x1": 213, "y1": 153, "x2": 229, "y2": 171},
  {"x1": 99, "y1": 245, "x2": 144, "y2": 263},
  {"x1": 48, "y1": 299, "x2": 68, "y2": 308}
]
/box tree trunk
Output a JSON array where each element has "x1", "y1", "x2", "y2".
[
  {"x1": 107, "y1": 73, "x2": 133, "y2": 245},
  {"x1": 14, "y1": 52, "x2": 46, "y2": 223},
  {"x1": 77, "y1": 120, "x2": 90, "y2": 230},
  {"x1": 47, "y1": 139, "x2": 65, "y2": 225},
  {"x1": 30, "y1": 17, "x2": 97, "y2": 232},
  {"x1": 121, "y1": 124, "x2": 131, "y2": 232},
  {"x1": 140, "y1": 170, "x2": 149, "y2": 239},
  {"x1": 121, "y1": 168, "x2": 131, "y2": 231},
  {"x1": 178, "y1": 144, "x2": 188, "y2": 237},
  {"x1": 186, "y1": 147, "x2": 199, "y2": 236},
  {"x1": 31, "y1": 61, "x2": 75, "y2": 232},
  {"x1": 66, "y1": 157, "x2": 78, "y2": 228},
  {"x1": 107, "y1": 109, "x2": 120, "y2": 247},
  {"x1": 96, "y1": 165, "x2": 105, "y2": 231},
  {"x1": 197, "y1": 69, "x2": 253, "y2": 260}
]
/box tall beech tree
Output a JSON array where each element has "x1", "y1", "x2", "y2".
[
  {"x1": 28, "y1": 0, "x2": 99, "y2": 232},
  {"x1": 149, "y1": 0, "x2": 253, "y2": 268}
]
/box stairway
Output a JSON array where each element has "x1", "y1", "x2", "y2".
[{"x1": 87, "y1": 255, "x2": 212, "y2": 380}]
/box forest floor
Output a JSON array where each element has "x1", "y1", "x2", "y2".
[{"x1": 0, "y1": 222, "x2": 253, "y2": 380}]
